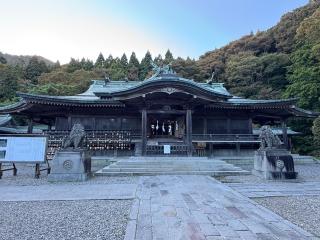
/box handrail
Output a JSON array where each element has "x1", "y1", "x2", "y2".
[{"x1": 192, "y1": 134, "x2": 260, "y2": 142}]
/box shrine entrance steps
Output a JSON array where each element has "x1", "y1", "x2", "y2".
[{"x1": 95, "y1": 157, "x2": 249, "y2": 176}]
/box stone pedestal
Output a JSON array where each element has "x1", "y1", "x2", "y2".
[
  {"x1": 48, "y1": 149, "x2": 91, "y2": 182},
  {"x1": 252, "y1": 149, "x2": 297, "y2": 180}
]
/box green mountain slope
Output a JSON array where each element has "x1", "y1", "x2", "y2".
[
  {"x1": 0, "y1": 52, "x2": 54, "y2": 67},
  {"x1": 196, "y1": 1, "x2": 320, "y2": 100}
]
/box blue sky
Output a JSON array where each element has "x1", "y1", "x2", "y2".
[{"x1": 0, "y1": 0, "x2": 308, "y2": 63}]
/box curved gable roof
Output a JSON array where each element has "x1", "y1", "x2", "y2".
[{"x1": 80, "y1": 75, "x2": 232, "y2": 100}]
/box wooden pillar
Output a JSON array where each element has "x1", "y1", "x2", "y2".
[
  {"x1": 186, "y1": 109, "x2": 193, "y2": 156},
  {"x1": 203, "y1": 117, "x2": 208, "y2": 157},
  {"x1": 288, "y1": 138, "x2": 292, "y2": 151},
  {"x1": 248, "y1": 117, "x2": 253, "y2": 134},
  {"x1": 67, "y1": 116, "x2": 72, "y2": 130},
  {"x1": 27, "y1": 117, "x2": 33, "y2": 134},
  {"x1": 227, "y1": 118, "x2": 231, "y2": 134},
  {"x1": 92, "y1": 117, "x2": 96, "y2": 130},
  {"x1": 203, "y1": 117, "x2": 207, "y2": 134},
  {"x1": 209, "y1": 143, "x2": 213, "y2": 158},
  {"x1": 281, "y1": 118, "x2": 289, "y2": 149},
  {"x1": 236, "y1": 142, "x2": 240, "y2": 155},
  {"x1": 141, "y1": 109, "x2": 147, "y2": 156}
]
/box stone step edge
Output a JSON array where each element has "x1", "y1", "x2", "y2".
[
  {"x1": 102, "y1": 168, "x2": 243, "y2": 172},
  {"x1": 95, "y1": 170, "x2": 250, "y2": 176}
]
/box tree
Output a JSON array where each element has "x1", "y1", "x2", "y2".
[
  {"x1": 105, "y1": 54, "x2": 114, "y2": 69},
  {"x1": 224, "y1": 52, "x2": 263, "y2": 98},
  {"x1": 52, "y1": 60, "x2": 60, "y2": 70},
  {"x1": 24, "y1": 56, "x2": 49, "y2": 84},
  {"x1": 139, "y1": 51, "x2": 153, "y2": 79},
  {"x1": 172, "y1": 57, "x2": 201, "y2": 81},
  {"x1": 0, "y1": 56, "x2": 7, "y2": 64},
  {"x1": 127, "y1": 52, "x2": 140, "y2": 80},
  {"x1": 164, "y1": 49, "x2": 174, "y2": 64},
  {"x1": 312, "y1": 117, "x2": 320, "y2": 148},
  {"x1": 295, "y1": 8, "x2": 320, "y2": 47},
  {"x1": 311, "y1": 116, "x2": 320, "y2": 157},
  {"x1": 95, "y1": 53, "x2": 105, "y2": 68},
  {"x1": 284, "y1": 44, "x2": 320, "y2": 110},
  {"x1": 154, "y1": 54, "x2": 163, "y2": 66},
  {"x1": 0, "y1": 65, "x2": 18, "y2": 101},
  {"x1": 259, "y1": 53, "x2": 290, "y2": 89},
  {"x1": 66, "y1": 58, "x2": 82, "y2": 73},
  {"x1": 36, "y1": 69, "x2": 101, "y2": 95},
  {"x1": 120, "y1": 53, "x2": 128, "y2": 73},
  {"x1": 128, "y1": 52, "x2": 139, "y2": 67},
  {"x1": 107, "y1": 60, "x2": 126, "y2": 80},
  {"x1": 81, "y1": 58, "x2": 94, "y2": 71},
  {"x1": 284, "y1": 8, "x2": 320, "y2": 110}
]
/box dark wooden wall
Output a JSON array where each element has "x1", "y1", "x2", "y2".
[
  {"x1": 55, "y1": 111, "x2": 252, "y2": 135},
  {"x1": 193, "y1": 116, "x2": 252, "y2": 134},
  {"x1": 55, "y1": 116, "x2": 141, "y2": 132}
]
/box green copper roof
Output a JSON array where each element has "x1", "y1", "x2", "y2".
[
  {"x1": 0, "y1": 114, "x2": 11, "y2": 126},
  {"x1": 227, "y1": 96, "x2": 298, "y2": 104},
  {"x1": 78, "y1": 76, "x2": 231, "y2": 97}
]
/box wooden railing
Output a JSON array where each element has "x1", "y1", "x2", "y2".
[
  {"x1": 192, "y1": 134, "x2": 260, "y2": 143},
  {"x1": 43, "y1": 130, "x2": 133, "y2": 160},
  {"x1": 42, "y1": 131, "x2": 261, "y2": 159},
  {"x1": 146, "y1": 145, "x2": 188, "y2": 156}
]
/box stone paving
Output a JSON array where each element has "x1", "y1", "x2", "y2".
[
  {"x1": 227, "y1": 182, "x2": 320, "y2": 198},
  {"x1": 125, "y1": 175, "x2": 315, "y2": 240},
  {"x1": 0, "y1": 183, "x2": 137, "y2": 201}
]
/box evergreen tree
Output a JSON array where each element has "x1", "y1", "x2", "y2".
[
  {"x1": 120, "y1": 53, "x2": 128, "y2": 70},
  {"x1": 139, "y1": 51, "x2": 153, "y2": 79},
  {"x1": 80, "y1": 58, "x2": 86, "y2": 69},
  {"x1": 154, "y1": 54, "x2": 163, "y2": 66},
  {"x1": 128, "y1": 52, "x2": 140, "y2": 80},
  {"x1": 0, "y1": 65, "x2": 18, "y2": 101},
  {"x1": 105, "y1": 54, "x2": 114, "y2": 69},
  {"x1": 83, "y1": 59, "x2": 94, "y2": 71},
  {"x1": 164, "y1": 49, "x2": 174, "y2": 64},
  {"x1": 128, "y1": 52, "x2": 140, "y2": 67},
  {"x1": 107, "y1": 61, "x2": 126, "y2": 80},
  {"x1": 67, "y1": 58, "x2": 82, "y2": 73},
  {"x1": 53, "y1": 60, "x2": 60, "y2": 70},
  {"x1": 25, "y1": 56, "x2": 49, "y2": 84},
  {"x1": 285, "y1": 8, "x2": 320, "y2": 110},
  {"x1": 172, "y1": 57, "x2": 201, "y2": 81},
  {"x1": 95, "y1": 53, "x2": 105, "y2": 68}
]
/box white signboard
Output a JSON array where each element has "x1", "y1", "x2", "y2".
[
  {"x1": 163, "y1": 145, "x2": 171, "y2": 154},
  {"x1": 0, "y1": 136, "x2": 47, "y2": 163}
]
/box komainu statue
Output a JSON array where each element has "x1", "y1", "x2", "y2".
[
  {"x1": 259, "y1": 125, "x2": 282, "y2": 149},
  {"x1": 62, "y1": 123, "x2": 86, "y2": 149}
]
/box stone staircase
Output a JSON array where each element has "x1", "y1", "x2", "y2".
[{"x1": 95, "y1": 156, "x2": 250, "y2": 176}]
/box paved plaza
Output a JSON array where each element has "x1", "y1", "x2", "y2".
[
  {"x1": 1, "y1": 165, "x2": 320, "y2": 240},
  {"x1": 228, "y1": 181, "x2": 320, "y2": 198},
  {"x1": 0, "y1": 183, "x2": 137, "y2": 201},
  {"x1": 124, "y1": 175, "x2": 315, "y2": 240}
]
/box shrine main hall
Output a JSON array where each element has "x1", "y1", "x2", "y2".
[{"x1": 0, "y1": 65, "x2": 317, "y2": 158}]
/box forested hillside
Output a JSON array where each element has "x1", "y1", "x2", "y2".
[
  {"x1": 0, "y1": 1, "x2": 319, "y2": 155},
  {"x1": 0, "y1": 52, "x2": 53, "y2": 67}
]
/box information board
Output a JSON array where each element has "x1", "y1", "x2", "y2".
[
  {"x1": 163, "y1": 145, "x2": 171, "y2": 154},
  {"x1": 0, "y1": 136, "x2": 47, "y2": 163}
]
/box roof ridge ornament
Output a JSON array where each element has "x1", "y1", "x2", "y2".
[
  {"x1": 149, "y1": 61, "x2": 176, "y2": 80},
  {"x1": 104, "y1": 74, "x2": 110, "y2": 85},
  {"x1": 206, "y1": 71, "x2": 216, "y2": 85}
]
